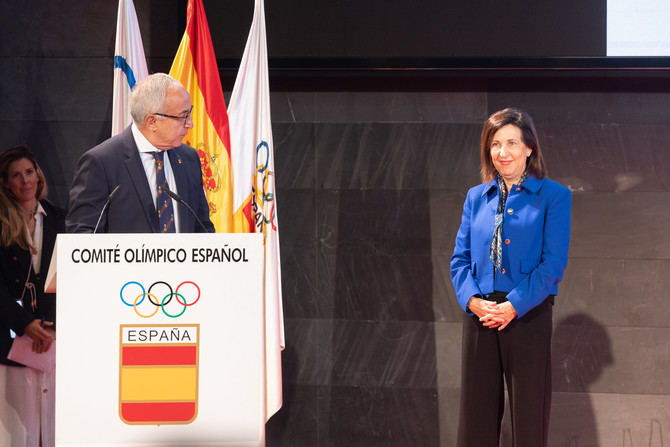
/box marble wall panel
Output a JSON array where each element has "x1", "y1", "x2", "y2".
[
  {"x1": 275, "y1": 189, "x2": 315, "y2": 250},
  {"x1": 319, "y1": 253, "x2": 435, "y2": 321},
  {"x1": 269, "y1": 92, "x2": 487, "y2": 124},
  {"x1": 328, "y1": 320, "x2": 437, "y2": 388},
  {"x1": 283, "y1": 318, "x2": 438, "y2": 388},
  {"x1": 437, "y1": 386, "x2": 461, "y2": 447},
  {"x1": 279, "y1": 248, "x2": 320, "y2": 319},
  {"x1": 429, "y1": 190, "x2": 469, "y2": 256},
  {"x1": 314, "y1": 123, "x2": 481, "y2": 190},
  {"x1": 273, "y1": 123, "x2": 315, "y2": 190},
  {"x1": 548, "y1": 392, "x2": 601, "y2": 447},
  {"x1": 269, "y1": 93, "x2": 317, "y2": 124},
  {"x1": 316, "y1": 189, "x2": 433, "y2": 257},
  {"x1": 317, "y1": 385, "x2": 440, "y2": 447},
  {"x1": 549, "y1": 392, "x2": 670, "y2": 447},
  {"x1": 313, "y1": 249, "x2": 338, "y2": 320},
  {"x1": 570, "y1": 192, "x2": 670, "y2": 259},
  {"x1": 282, "y1": 318, "x2": 335, "y2": 387},
  {"x1": 538, "y1": 123, "x2": 670, "y2": 193},
  {"x1": 553, "y1": 323, "x2": 670, "y2": 395},
  {"x1": 552, "y1": 315, "x2": 614, "y2": 394},
  {"x1": 431, "y1": 254, "x2": 464, "y2": 323},
  {"x1": 489, "y1": 92, "x2": 670, "y2": 125},
  {"x1": 0, "y1": 58, "x2": 113, "y2": 123},
  {"x1": 314, "y1": 223, "x2": 463, "y2": 324},
  {"x1": 557, "y1": 258, "x2": 670, "y2": 328},
  {"x1": 434, "y1": 322, "x2": 462, "y2": 390},
  {"x1": 314, "y1": 190, "x2": 438, "y2": 322},
  {"x1": 265, "y1": 383, "x2": 319, "y2": 447},
  {"x1": 312, "y1": 92, "x2": 487, "y2": 124}
]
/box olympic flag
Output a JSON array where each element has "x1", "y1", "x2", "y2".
[
  {"x1": 228, "y1": 0, "x2": 284, "y2": 420},
  {"x1": 112, "y1": 0, "x2": 148, "y2": 136},
  {"x1": 169, "y1": 0, "x2": 234, "y2": 232}
]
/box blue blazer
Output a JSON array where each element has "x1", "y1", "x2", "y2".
[
  {"x1": 450, "y1": 176, "x2": 571, "y2": 318},
  {"x1": 66, "y1": 127, "x2": 214, "y2": 233}
]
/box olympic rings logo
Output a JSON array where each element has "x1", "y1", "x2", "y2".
[{"x1": 120, "y1": 281, "x2": 200, "y2": 319}]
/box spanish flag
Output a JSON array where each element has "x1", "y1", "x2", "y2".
[
  {"x1": 169, "y1": 0, "x2": 233, "y2": 232},
  {"x1": 119, "y1": 324, "x2": 199, "y2": 425}
]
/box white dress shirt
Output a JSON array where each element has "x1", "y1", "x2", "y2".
[
  {"x1": 25, "y1": 202, "x2": 46, "y2": 274},
  {"x1": 131, "y1": 123, "x2": 181, "y2": 232}
]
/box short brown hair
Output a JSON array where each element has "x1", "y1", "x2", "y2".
[{"x1": 480, "y1": 108, "x2": 547, "y2": 183}]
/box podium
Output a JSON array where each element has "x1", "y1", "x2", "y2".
[{"x1": 53, "y1": 233, "x2": 266, "y2": 447}]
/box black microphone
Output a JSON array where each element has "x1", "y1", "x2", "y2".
[
  {"x1": 162, "y1": 186, "x2": 212, "y2": 233},
  {"x1": 93, "y1": 185, "x2": 120, "y2": 234}
]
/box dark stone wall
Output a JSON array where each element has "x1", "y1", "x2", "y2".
[
  {"x1": 1, "y1": 1, "x2": 669, "y2": 446},
  {"x1": 266, "y1": 92, "x2": 670, "y2": 446}
]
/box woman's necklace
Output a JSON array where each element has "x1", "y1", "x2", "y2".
[{"x1": 22, "y1": 207, "x2": 37, "y2": 235}]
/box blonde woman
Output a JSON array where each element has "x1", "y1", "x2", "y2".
[{"x1": 0, "y1": 145, "x2": 64, "y2": 447}]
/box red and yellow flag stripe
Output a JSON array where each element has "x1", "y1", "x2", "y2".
[
  {"x1": 170, "y1": 0, "x2": 233, "y2": 232},
  {"x1": 119, "y1": 344, "x2": 199, "y2": 424}
]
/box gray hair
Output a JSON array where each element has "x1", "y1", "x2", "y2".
[{"x1": 130, "y1": 73, "x2": 184, "y2": 124}]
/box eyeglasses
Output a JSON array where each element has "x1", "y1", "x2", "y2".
[{"x1": 154, "y1": 105, "x2": 193, "y2": 125}]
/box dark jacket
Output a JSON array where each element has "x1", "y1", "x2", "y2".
[
  {"x1": 0, "y1": 200, "x2": 65, "y2": 365},
  {"x1": 66, "y1": 126, "x2": 214, "y2": 233}
]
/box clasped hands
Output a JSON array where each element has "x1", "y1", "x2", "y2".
[
  {"x1": 468, "y1": 297, "x2": 517, "y2": 331},
  {"x1": 24, "y1": 319, "x2": 55, "y2": 354}
]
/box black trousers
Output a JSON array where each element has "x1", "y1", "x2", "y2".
[{"x1": 457, "y1": 294, "x2": 553, "y2": 447}]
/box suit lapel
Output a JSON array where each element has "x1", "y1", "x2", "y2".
[
  {"x1": 121, "y1": 129, "x2": 160, "y2": 232},
  {"x1": 483, "y1": 181, "x2": 499, "y2": 216},
  {"x1": 40, "y1": 206, "x2": 58, "y2": 277}
]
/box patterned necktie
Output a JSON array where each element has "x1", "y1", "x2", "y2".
[{"x1": 153, "y1": 151, "x2": 175, "y2": 233}]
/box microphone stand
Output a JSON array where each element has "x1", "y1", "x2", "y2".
[
  {"x1": 162, "y1": 187, "x2": 212, "y2": 233},
  {"x1": 93, "y1": 185, "x2": 120, "y2": 234}
]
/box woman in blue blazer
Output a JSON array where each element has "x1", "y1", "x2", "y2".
[{"x1": 451, "y1": 108, "x2": 571, "y2": 446}]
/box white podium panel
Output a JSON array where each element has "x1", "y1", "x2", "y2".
[{"x1": 55, "y1": 233, "x2": 264, "y2": 447}]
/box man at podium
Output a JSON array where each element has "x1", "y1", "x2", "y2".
[{"x1": 66, "y1": 73, "x2": 214, "y2": 234}]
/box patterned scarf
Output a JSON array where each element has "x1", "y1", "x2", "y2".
[{"x1": 490, "y1": 173, "x2": 527, "y2": 272}]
